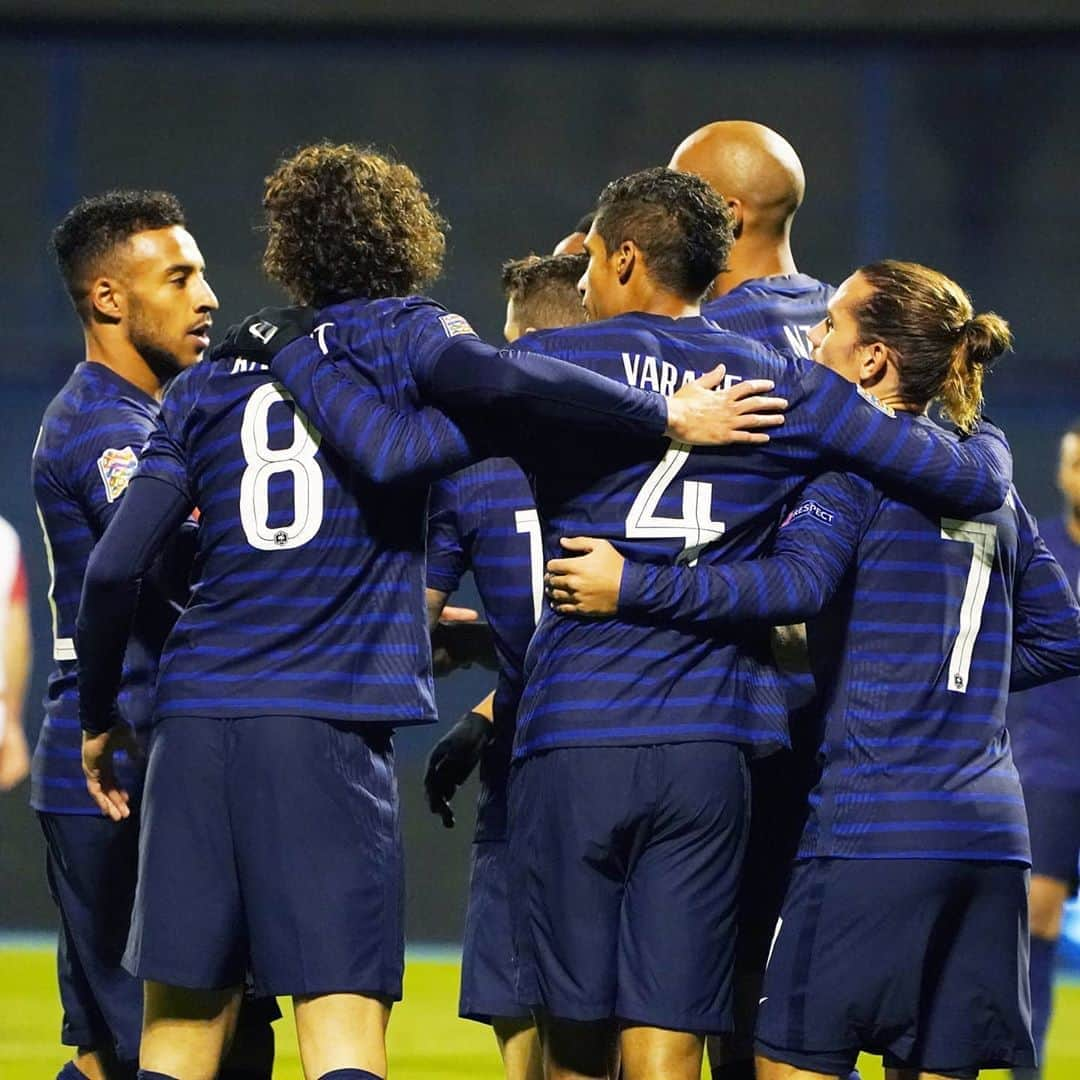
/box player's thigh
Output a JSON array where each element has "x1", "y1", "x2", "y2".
[
  {"x1": 508, "y1": 747, "x2": 649, "y2": 1022},
  {"x1": 617, "y1": 741, "x2": 749, "y2": 1035},
  {"x1": 906, "y1": 861, "x2": 1034, "y2": 1074},
  {"x1": 126, "y1": 716, "x2": 245, "y2": 990},
  {"x1": 230, "y1": 715, "x2": 404, "y2": 1000},
  {"x1": 38, "y1": 810, "x2": 143, "y2": 1060},
  {"x1": 460, "y1": 840, "x2": 529, "y2": 1024}
]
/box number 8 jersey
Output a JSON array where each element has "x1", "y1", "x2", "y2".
[{"x1": 135, "y1": 355, "x2": 437, "y2": 726}]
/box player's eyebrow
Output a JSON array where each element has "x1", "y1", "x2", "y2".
[{"x1": 165, "y1": 262, "x2": 199, "y2": 276}]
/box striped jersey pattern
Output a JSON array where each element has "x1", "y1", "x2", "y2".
[
  {"x1": 507, "y1": 314, "x2": 1013, "y2": 761},
  {"x1": 1007, "y1": 514, "x2": 1080, "y2": 792},
  {"x1": 30, "y1": 363, "x2": 167, "y2": 813},
  {"x1": 427, "y1": 458, "x2": 538, "y2": 840},
  {"x1": 136, "y1": 298, "x2": 478, "y2": 725},
  {"x1": 619, "y1": 455, "x2": 1080, "y2": 861},
  {"x1": 704, "y1": 272, "x2": 834, "y2": 360}
]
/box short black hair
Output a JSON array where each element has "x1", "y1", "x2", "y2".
[
  {"x1": 50, "y1": 190, "x2": 186, "y2": 323},
  {"x1": 573, "y1": 210, "x2": 596, "y2": 235},
  {"x1": 593, "y1": 167, "x2": 733, "y2": 302},
  {"x1": 501, "y1": 253, "x2": 587, "y2": 332}
]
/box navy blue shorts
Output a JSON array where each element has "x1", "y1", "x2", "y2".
[
  {"x1": 509, "y1": 741, "x2": 749, "y2": 1033},
  {"x1": 755, "y1": 857, "x2": 1035, "y2": 1075},
  {"x1": 38, "y1": 810, "x2": 142, "y2": 1066},
  {"x1": 127, "y1": 715, "x2": 404, "y2": 999},
  {"x1": 459, "y1": 840, "x2": 528, "y2": 1023},
  {"x1": 1024, "y1": 785, "x2": 1080, "y2": 893}
]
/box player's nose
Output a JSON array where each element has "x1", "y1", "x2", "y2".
[{"x1": 198, "y1": 278, "x2": 220, "y2": 312}]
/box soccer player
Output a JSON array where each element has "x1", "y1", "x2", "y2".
[
  {"x1": 32, "y1": 190, "x2": 224, "y2": 1080},
  {"x1": 265, "y1": 164, "x2": 1014, "y2": 1080},
  {"x1": 670, "y1": 120, "x2": 832, "y2": 359},
  {"x1": 669, "y1": 119, "x2": 836, "y2": 1080},
  {"x1": 546, "y1": 261, "x2": 1080, "y2": 1079},
  {"x1": 423, "y1": 252, "x2": 588, "y2": 1080},
  {"x1": 1007, "y1": 420, "x2": 1080, "y2": 1080},
  {"x1": 74, "y1": 145, "x2": 777, "y2": 1080}
]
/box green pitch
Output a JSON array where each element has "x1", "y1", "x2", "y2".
[{"x1": 3, "y1": 944, "x2": 1079, "y2": 1079}]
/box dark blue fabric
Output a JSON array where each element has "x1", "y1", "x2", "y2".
[
  {"x1": 317, "y1": 1071, "x2": 383, "y2": 1080},
  {"x1": 127, "y1": 715, "x2": 403, "y2": 998},
  {"x1": 1008, "y1": 516, "x2": 1080, "y2": 792},
  {"x1": 506, "y1": 314, "x2": 1011, "y2": 761},
  {"x1": 704, "y1": 272, "x2": 834, "y2": 361},
  {"x1": 458, "y1": 840, "x2": 527, "y2": 1023},
  {"x1": 1024, "y1": 785, "x2": 1080, "y2": 890},
  {"x1": 621, "y1": 465, "x2": 1080, "y2": 864},
  {"x1": 756, "y1": 857, "x2": 1035, "y2": 1073},
  {"x1": 426, "y1": 458, "x2": 537, "y2": 842},
  {"x1": 509, "y1": 742, "x2": 748, "y2": 1031},
  {"x1": 31, "y1": 362, "x2": 177, "y2": 812},
  {"x1": 38, "y1": 810, "x2": 142, "y2": 1064}
]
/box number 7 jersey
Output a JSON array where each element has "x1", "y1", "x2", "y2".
[{"x1": 135, "y1": 355, "x2": 436, "y2": 725}]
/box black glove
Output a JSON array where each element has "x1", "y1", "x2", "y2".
[
  {"x1": 423, "y1": 710, "x2": 492, "y2": 828},
  {"x1": 207, "y1": 305, "x2": 317, "y2": 364},
  {"x1": 430, "y1": 620, "x2": 499, "y2": 677}
]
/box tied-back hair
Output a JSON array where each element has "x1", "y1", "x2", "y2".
[
  {"x1": 501, "y1": 253, "x2": 587, "y2": 332},
  {"x1": 856, "y1": 260, "x2": 1012, "y2": 433},
  {"x1": 262, "y1": 142, "x2": 446, "y2": 306}
]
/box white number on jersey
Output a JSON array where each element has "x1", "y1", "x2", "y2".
[
  {"x1": 626, "y1": 440, "x2": 725, "y2": 564},
  {"x1": 239, "y1": 383, "x2": 324, "y2": 551},
  {"x1": 515, "y1": 508, "x2": 544, "y2": 625},
  {"x1": 940, "y1": 517, "x2": 997, "y2": 693}
]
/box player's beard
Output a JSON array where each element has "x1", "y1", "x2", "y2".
[{"x1": 128, "y1": 295, "x2": 188, "y2": 386}]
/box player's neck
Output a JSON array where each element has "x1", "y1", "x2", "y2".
[
  {"x1": 1066, "y1": 505, "x2": 1080, "y2": 545},
  {"x1": 84, "y1": 330, "x2": 165, "y2": 400},
  {"x1": 711, "y1": 235, "x2": 797, "y2": 298}
]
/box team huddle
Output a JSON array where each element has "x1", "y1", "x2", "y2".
[{"x1": 30, "y1": 120, "x2": 1080, "y2": 1080}]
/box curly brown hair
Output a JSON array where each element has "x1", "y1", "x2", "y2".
[{"x1": 262, "y1": 142, "x2": 447, "y2": 306}]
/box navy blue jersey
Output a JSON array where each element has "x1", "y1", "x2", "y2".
[
  {"x1": 506, "y1": 315, "x2": 1012, "y2": 761},
  {"x1": 132, "y1": 352, "x2": 445, "y2": 725},
  {"x1": 427, "y1": 458, "x2": 538, "y2": 839},
  {"x1": 1008, "y1": 515, "x2": 1080, "y2": 792},
  {"x1": 31, "y1": 363, "x2": 169, "y2": 813},
  {"x1": 704, "y1": 273, "x2": 834, "y2": 360},
  {"x1": 619, "y1": 450, "x2": 1080, "y2": 862}
]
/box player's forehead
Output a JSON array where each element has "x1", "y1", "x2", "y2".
[
  {"x1": 1061, "y1": 431, "x2": 1080, "y2": 462},
  {"x1": 122, "y1": 225, "x2": 204, "y2": 275},
  {"x1": 828, "y1": 271, "x2": 870, "y2": 320}
]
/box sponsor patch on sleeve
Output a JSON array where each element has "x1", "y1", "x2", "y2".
[
  {"x1": 856, "y1": 384, "x2": 896, "y2": 417},
  {"x1": 439, "y1": 313, "x2": 477, "y2": 339},
  {"x1": 97, "y1": 446, "x2": 139, "y2": 503},
  {"x1": 781, "y1": 499, "x2": 836, "y2": 529}
]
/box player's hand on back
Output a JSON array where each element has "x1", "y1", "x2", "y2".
[
  {"x1": 82, "y1": 725, "x2": 140, "y2": 822},
  {"x1": 665, "y1": 362, "x2": 787, "y2": 446},
  {"x1": 545, "y1": 537, "x2": 624, "y2": 617},
  {"x1": 208, "y1": 305, "x2": 318, "y2": 364}
]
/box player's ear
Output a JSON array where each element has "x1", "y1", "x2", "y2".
[
  {"x1": 726, "y1": 196, "x2": 744, "y2": 239},
  {"x1": 862, "y1": 341, "x2": 889, "y2": 384},
  {"x1": 88, "y1": 275, "x2": 124, "y2": 325},
  {"x1": 617, "y1": 241, "x2": 638, "y2": 286}
]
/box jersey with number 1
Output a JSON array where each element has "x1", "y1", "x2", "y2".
[
  {"x1": 427, "y1": 458, "x2": 539, "y2": 839},
  {"x1": 136, "y1": 354, "x2": 437, "y2": 725},
  {"x1": 509, "y1": 313, "x2": 1011, "y2": 761}
]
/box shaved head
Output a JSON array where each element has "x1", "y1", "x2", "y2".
[{"x1": 669, "y1": 120, "x2": 805, "y2": 237}]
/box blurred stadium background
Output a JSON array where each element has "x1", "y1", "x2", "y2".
[{"x1": 1, "y1": 2, "x2": 1079, "y2": 1075}]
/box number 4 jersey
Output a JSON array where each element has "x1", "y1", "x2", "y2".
[
  {"x1": 133, "y1": 355, "x2": 437, "y2": 725},
  {"x1": 508, "y1": 313, "x2": 1012, "y2": 762}
]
